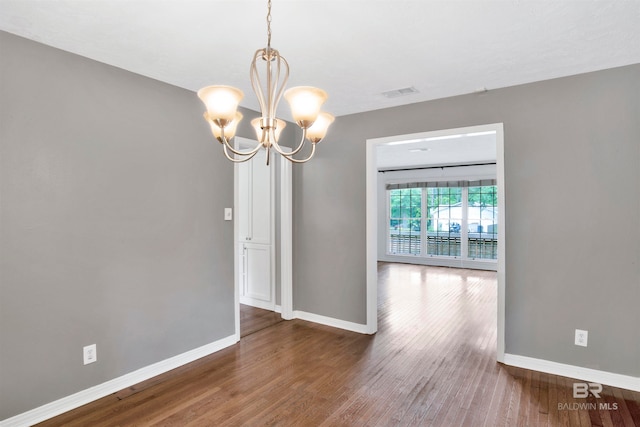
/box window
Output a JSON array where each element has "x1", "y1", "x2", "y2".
[
  {"x1": 427, "y1": 187, "x2": 462, "y2": 257},
  {"x1": 387, "y1": 180, "x2": 497, "y2": 262},
  {"x1": 467, "y1": 185, "x2": 498, "y2": 259},
  {"x1": 388, "y1": 188, "x2": 422, "y2": 255}
]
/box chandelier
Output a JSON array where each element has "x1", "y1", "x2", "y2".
[{"x1": 197, "y1": 0, "x2": 334, "y2": 165}]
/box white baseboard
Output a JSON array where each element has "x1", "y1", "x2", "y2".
[
  {"x1": 379, "y1": 255, "x2": 498, "y2": 271},
  {"x1": 0, "y1": 334, "x2": 238, "y2": 427},
  {"x1": 293, "y1": 310, "x2": 371, "y2": 334},
  {"x1": 239, "y1": 296, "x2": 276, "y2": 312},
  {"x1": 503, "y1": 353, "x2": 640, "y2": 392}
]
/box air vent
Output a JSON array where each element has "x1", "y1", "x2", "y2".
[{"x1": 381, "y1": 86, "x2": 419, "y2": 98}]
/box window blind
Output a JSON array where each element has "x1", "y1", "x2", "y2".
[{"x1": 386, "y1": 179, "x2": 496, "y2": 190}]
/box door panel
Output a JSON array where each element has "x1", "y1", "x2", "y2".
[
  {"x1": 242, "y1": 243, "x2": 272, "y2": 304},
  {"x1": 237, "y1": 149, "x2": 271, "y2": 244},
  {"x1": 249, "y1": 151, "x2": 271, "y2": 244}
]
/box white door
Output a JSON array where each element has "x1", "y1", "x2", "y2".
[{"x1": 237, "y1": 146, "x2": 275, "y2": 310}]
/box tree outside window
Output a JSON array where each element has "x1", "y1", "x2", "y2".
[{"x1": 389, "y1": 188, "x2": 422, "y2": 255}]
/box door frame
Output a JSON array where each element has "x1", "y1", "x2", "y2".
[
  {"x1": 233, "y1": 138, "x2": 293, "y2": 340},
  {"x1": 365, "y1": 123, "x2": 506, "y2": 362}
]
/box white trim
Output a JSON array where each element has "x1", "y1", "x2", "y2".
[
  {"x1": 0, "y1": 335, "x2": 238, "y2": 427},
  {"x1": 279, "y1": 152, "x2": 294, "y2": 320},
  {"x1": 239, "y1": 296, "x2": 276, "y2": 311},
  {"x1": 379, "y1": 254, "x2": 497, "y2": 271},
  {"x1": 503, "y1": 353, "x2": 640, "y2": 392},
  {"x1": 367, "y1": 123, "x2": 506, "y2": 357},
  {"x1": 233, "y1": 153, "x2": 241, "y2": 341},
  {"x1": 293, "y1": 310, "x2": 370, "y2": 334},
  {"x1": 365, "y1": 137, "x2": 379, "y2": 334},
  {"x1": 269, "y1": 153, "x2": 277, "y2": 310},
  {"x1": 495, "y1": 124, "x2": 506, "y2": 362}
]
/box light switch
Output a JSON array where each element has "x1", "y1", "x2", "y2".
[{"x1": 224, "y1": 208, "x2": 233, "y2": 221}]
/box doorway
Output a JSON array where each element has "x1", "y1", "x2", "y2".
[
  {"x1": 366, "y1": 123, "x2": 506, "y2": 362},
  {"x1": 233, "y1": 137, "x2": 293, "y2": 340}
]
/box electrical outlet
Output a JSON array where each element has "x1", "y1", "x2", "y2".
[
  {"x1": 83, "y1": 344, "x2": 97, "y2": 365},
  {"x1": 575, "y1": 329, "x2": 588, "y2": 347}
]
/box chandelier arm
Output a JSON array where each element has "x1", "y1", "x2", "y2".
[
  {"x1": 222, "y1": 137, "x2": 263, "y2": 156},
  {"x1": 220, "y1": 127, "x2": 263, "y2": 156},
  {"x1": 280, "y1": 142, "x2": 317, "y2": 164},
  {"x1": 251, "y1": 50, "x2": 268, "y2": 114},
  {"x1": 271, "y1": 55, "x2": 289, "y2": 118},
  {"x1": 266, "y1": 52, "x2": 273, "y2": 119},
  {"x1": 260, "y1": 127, "x2": 268, "y2": 147},
  {"x1": 223, "y1": 143, "x2": 259, "y2": 163},
  {"x1": 267, "y1": 54, "x2": 282, "y2": 119},
  {"x1": 272, "y1": 127, "x2": 307, "y2": 156}
]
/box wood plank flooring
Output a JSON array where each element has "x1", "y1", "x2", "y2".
[
  {"x1": 37, "y1": 262, "x2": 640, "y2": 426},
  {"x1": 240, "y1": 304, "x2": 283, "y2": 338}
]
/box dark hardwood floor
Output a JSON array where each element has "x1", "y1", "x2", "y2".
[
  {"x1": 37, "y1": 263, "x2": 640, "y2": 426},
  {"x1": 240, "y1": 304, "x2": 283, "y2": 338}
]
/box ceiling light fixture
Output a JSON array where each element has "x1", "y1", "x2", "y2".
[{"x1": 197, "y1": 0, "x2": 334, "y2": 165}]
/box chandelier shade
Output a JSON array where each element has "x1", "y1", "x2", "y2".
[
  {"x1": 306, "y1": 112, "x2": 335, "y2": 143},
  {"x1": 251, "y1": 117, "x2": 287, "y2": 146},
  {"x1": 206, "y1": 111, "x2": 243, "y2": 142},
  {"x1": 198, "y1": 86, "x2": 244, "y2": 127},
  {"x1": 283, "y1": 86, "x2": 328, "y2": 129},
  {"x1": 197, "y1": 0, "x2": 333, "y2": 164}
]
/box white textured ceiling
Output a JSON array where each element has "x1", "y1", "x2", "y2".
[
  {"x1": 377, "y1": 132, "x2": 497, "y2": 169},
  {"x1": 1, "y1": 0, "x2": 639, "y2": 118}
]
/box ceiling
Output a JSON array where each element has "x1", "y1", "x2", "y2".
[
  {"x1": 376, "y1": 131, "x2": 496, "y2": 170},
  {"x1": 1, "y1": 1, "x2": 639, "y2": 119}
]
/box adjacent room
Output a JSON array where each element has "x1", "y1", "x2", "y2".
[{"x1": 1, "y1": 1, "x2": 639, "y2": 426}]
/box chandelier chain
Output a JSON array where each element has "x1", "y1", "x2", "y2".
[{"x1": 266, "y1": 0, "x2": 272, "y2": 49}]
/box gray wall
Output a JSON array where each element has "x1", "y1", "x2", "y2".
[
  {"x1": 293, "y1": 64, "x2": 640, "y2": 377},
  {"x1": 1, "y1": 29, "x2": 638, "y2": 421},
  {"x1": 0, "y1": 32, "x2": 239, "y2": 419}
]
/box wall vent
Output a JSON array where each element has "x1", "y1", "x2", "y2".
[{"x1": 381, "y1": 86, "x2": 419, "y2": 98}]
